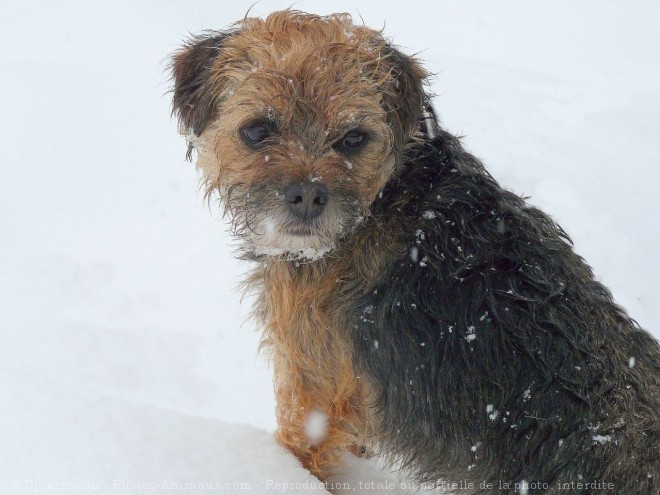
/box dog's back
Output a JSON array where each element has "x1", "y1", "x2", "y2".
[{"x1": 350, "y1": 131, "x2": 660, "y2": 493}]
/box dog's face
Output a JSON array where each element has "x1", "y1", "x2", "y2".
[{"x1": 171, "y1": 11, "x2": 426, "y2": 259}]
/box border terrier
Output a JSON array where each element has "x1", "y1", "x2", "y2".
[{"x1": 170, "y1": 10, "x2": 660, "y2": 494}]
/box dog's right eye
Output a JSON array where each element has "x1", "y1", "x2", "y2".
[
  {"x1": 333, "y1": 129, "x2": 369, "y2": 155},
  {"x1": 241, "y1": 122, "x2": 272, "y2": 148}
]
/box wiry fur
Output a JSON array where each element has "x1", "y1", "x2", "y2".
[
  {"x1": 171, "y1": 10, "x2": 660, "y2": 493},
  {"x1": 171, "y1": 11, "x2": 425, "y2": 261},
  {"x1": 351, "y1": 133, "x2": 660, "y2": 492}
]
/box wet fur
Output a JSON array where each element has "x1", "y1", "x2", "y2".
[
  {"x1": 350, "y1": 133, "x2": 660, "y2": 492},
  {"x1": 171, "y1": 10, "x2": 660, "y2": 493}
]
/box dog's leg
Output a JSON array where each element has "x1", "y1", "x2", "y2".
[{"x1": 272, "y1": 352, "x2": 369, "y2": 480}]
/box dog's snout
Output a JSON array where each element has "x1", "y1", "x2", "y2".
[{"x1": 284, "y1": 182, "x2": 328, "y2": 221}]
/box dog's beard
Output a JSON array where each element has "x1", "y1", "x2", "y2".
[
  {"x1": 224, "y1": 187, "x2": 365, "y2": 261},
  {"x1": 250, "y1": 215, "x2": 337, "y2": 261}
]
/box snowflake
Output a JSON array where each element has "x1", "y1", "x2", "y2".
[{"x1": 592, "y1": 435, "x2": 612, "y2": 445}]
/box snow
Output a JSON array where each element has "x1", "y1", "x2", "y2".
[
  {"x1": 592, "y1": 435, "x2": 613, "y2": 445},
  {"x1": 410, "y1": 246, "x2": 420, "y2": 263},
  {"x1": 304, "y1": 409, "x2": 329, "y2": 445},
  {"x1": 1, "y1": 0, "x2": 659, "y2": 493}
]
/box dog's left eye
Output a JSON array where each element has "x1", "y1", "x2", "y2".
[
  {"x1": 241, "y1": 122, "x2": 272, "y2": 148},
  {"x1": 334, "y1": 130, "x2": 369, "y2": 154}
]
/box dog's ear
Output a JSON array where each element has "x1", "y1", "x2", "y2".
[
  {"x1": 170, "y1": 31, "x2": 236, "y2": 155},
  {"x1": 380, "y1": 44, "x2": 428, "y2": 151}
]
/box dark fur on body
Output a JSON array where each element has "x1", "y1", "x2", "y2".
[
  {"x1": 170, "y1": 11, "x2": 660, "y2": 494},
  {"x1": 347, "y1": 131, "x2": 660, "y2": 492}
]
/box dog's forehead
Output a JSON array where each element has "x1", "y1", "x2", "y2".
[
  {"x1": 222, "y1": 18, "x2": 388, "y2": 86},
  {"x1": 216, "y1": 21, "x2": 390, "y2": 133},
  {"x1": 232, "y1": 71, "x2": 384, "y2": 124},
  {"x1": 239, "y1": 11, "x2": 373, "y2": 52}
]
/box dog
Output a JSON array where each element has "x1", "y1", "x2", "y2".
[{"x1": 170, "y1": 10, "x2": 660, "y2": 493}]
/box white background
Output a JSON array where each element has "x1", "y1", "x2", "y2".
[{"x1": 1, "y1": 1, "x2": 658, "y2": 492}]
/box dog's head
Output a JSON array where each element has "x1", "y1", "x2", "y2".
[{"x1": 171, "y1": 10, "x2": 427, "y2": 260}]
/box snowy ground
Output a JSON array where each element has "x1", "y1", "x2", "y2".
[{"x1": 1, "y1": 1, "x2": 658, "y2": 493}]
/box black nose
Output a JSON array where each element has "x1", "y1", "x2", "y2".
[{"x1": 284, "y1": 182, "x2": 329, "y2": 221}]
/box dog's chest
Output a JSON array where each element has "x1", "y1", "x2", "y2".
[
  {"x1": 260, "y1": 261, "x2": 352, "y2": 368},
  {"x1": 257, "y1": 231, "x2": 403, "y2": 370},
  {"x1": 253, "y1": 226, "x2": 406, "y2": 416}
]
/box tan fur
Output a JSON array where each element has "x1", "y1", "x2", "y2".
[
  {"x1": 265, "y1": 260, "x2": 369, "y2": 477},
  {"x1": 244, "y1": 211, "x2": 407, "y2": 478},
  {"x1": 191, "y1": 11, "x2": 424, "y2": 208},
  {"x1": 171, "y1": 9, "x2": 427, "y2": 479}
]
